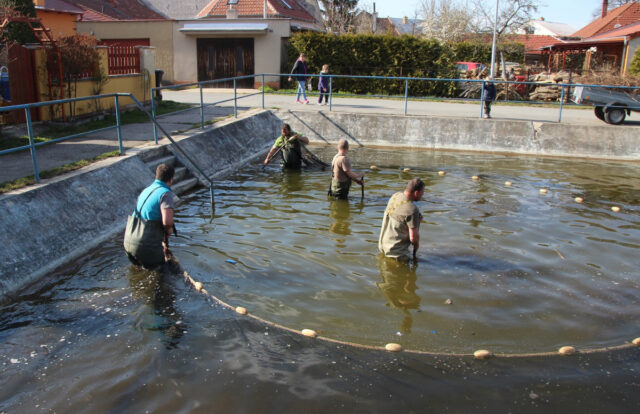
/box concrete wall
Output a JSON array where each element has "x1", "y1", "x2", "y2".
[
  {"x1": 276, "y1": 110, "x2": 640, "y2": 160},
  {"x1": 77, "y1": 20, "x2": 174, "y2": 83},
  {"x1": 0, "y1": 110, "x2": 279, "y2": 299}
]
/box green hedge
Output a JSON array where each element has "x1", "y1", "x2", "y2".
[
  {"x1": 630, "y1": 46, "x2": 640, "y2": 76},
  {"x1": 285, "y1": 33, "x2": 525, "y2": 97}
]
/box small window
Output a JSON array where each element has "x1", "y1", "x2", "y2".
[
  {"x1": 228, "y1": 0, "x2": 238, "y2": 4},
  {"x1": 281, "y1": 0, "x2": 293, "y2": 9}
]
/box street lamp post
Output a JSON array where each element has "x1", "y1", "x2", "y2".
[{"x1": 489, "y1": 0, "x2": 500, "y2": 79}]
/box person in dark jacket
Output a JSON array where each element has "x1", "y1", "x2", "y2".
[
  {"x1": 482, "y1": 79, "x2": 497, "y2": 119},
  {"x1": 288, "y1": 53, "x2": 309, "y2": 104},
  {"x1": 317, "y1": 64, "x2": 330, "y2": 105}
]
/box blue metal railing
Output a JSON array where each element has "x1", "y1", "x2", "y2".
[
  {"x1": 0, "y1": 93, "x2": 216, "y2": 209},
  {"x1": 151, "y1": 72, "x2": 640, "y2": 126}
]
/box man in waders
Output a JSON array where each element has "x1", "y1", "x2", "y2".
[
  {"x1": 124, "y1": 163, "x2": 179, "y2": 269},
  {"x1": 263, "y1": 123, "x2": 309, "y2": 169},
  {"x1": 378, "y1": 178, "x2": 425, "y2": 261},
  {"x1": 329, "y1": 139, "x2": 364, "y2": 199}
]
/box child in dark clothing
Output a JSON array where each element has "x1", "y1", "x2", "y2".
[{"x1": 318, "y1": 64, "x2": 330, "y2": 105}]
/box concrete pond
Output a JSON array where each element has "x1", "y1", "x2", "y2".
[{"x1": 0, "y1": 110, "x2": 639, "y2": 412}]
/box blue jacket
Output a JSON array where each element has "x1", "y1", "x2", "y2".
[
  {"x1": 135, "y1": 180, "x2": 171, "y2": 221},
  {"x1": 318, "y1": 72, "x2": 329, "y2": 90}
]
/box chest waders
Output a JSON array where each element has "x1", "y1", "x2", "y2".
[
  {"x1": 123, "y1": 187, "x2": 167, "y2": 269},
  {"x1": 328, "y1": 155, "x2": 351, "y2": 199},
  {"x1": 281, "y1": 139, "x2": 302, "y2": 169}
]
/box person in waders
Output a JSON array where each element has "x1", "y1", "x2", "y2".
[
  {"x1": 124, "y1": 163, "x2": 179, "y2": 269},
  {"x1": 263, "y1": 123, "x2": 309, "y2": 169},
  {"x1": 378, "y1": 178, "x2": 425, "y2": 261},
  {"x1": 328, "y1": 139, "x2": 364, "y2": 200}
]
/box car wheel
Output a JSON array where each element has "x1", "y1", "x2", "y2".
[
  {"x1": 604, "y1": 107, "x2": 626, "y2": 125},
  {"x1": 594, "y1": 106, "x2": 605, "y2": 121}
]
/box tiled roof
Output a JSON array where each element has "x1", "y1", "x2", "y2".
[
  {"x1": 37, "y1": 0, "x2": 84, "y2": 14},
  {"x1": 572, "y1": 3, "x2": 640, "y2": 38},
  {"x1": 67, "y1": 0, "x2": 167, "y2": 20},
  {"x1": 510, "y1": 34, "x2": 560, "y2": 53},
  {"x1": 586, "y1": 20, "x2": 640, "y2": 40},
  {"x1": 197, "y1": 0, "x2": 315, "y2": 22},
  {"x1": 78, "y1": 5, "x2": 115, "y2": 21}
]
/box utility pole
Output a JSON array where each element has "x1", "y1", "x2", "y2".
[{"x1": 490, "y1": 0, "x2": 499, "y2": 79}]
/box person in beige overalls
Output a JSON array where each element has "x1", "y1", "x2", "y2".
[
  {"x1": 378, "y1": 178, "x2": 425, "y2": 261},
  {"x1": 328, "y1": 139, "x2": 364, "y2": 200}
]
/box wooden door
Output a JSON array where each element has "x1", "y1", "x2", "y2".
[
  {"x1": 6, "y1": 44, "x2": 39, "y2": 122},
  {"x1": 197, "y1": 38, "x2": 254, "y2": 88}
]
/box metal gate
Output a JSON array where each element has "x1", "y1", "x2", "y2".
[{"x1": 6, "y1": 44, "x2": 39, "y2": 122}]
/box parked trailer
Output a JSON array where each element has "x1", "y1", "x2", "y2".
[{"x1": 571, "y1": 85, "x2": 640, "y2": 125}]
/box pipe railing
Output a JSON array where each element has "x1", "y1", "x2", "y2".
[{"x1": 0, "y1": 93, "x2": 216, "y2": 209}]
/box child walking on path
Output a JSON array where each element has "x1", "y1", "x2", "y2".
[{"x1": 318, "y1": 64, "x2": 330, "y2": 105}]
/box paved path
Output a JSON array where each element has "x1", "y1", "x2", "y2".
[{"x1": 1, "y1": 88, "x2": 635, "y2": 185}]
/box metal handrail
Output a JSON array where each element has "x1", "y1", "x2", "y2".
[{"x1": 0, "y1": 92, "x2": 215, "y2": 209}]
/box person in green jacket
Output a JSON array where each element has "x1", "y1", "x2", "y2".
[{"x1": 263, "y1": 123, "x2": 309, "y2": 169}]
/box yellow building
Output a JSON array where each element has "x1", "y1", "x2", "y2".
[{"x1": 34, "y1": 0, "x2": 83, "y2": 38}]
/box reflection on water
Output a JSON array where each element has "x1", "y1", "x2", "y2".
[{"x1": 376, "y1": 255, "x2": 420, "y2": 334}]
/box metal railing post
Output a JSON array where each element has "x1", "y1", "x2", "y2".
[
  {"x1": 114, "y1": 95, "x2": 123, "y2": 154},
  {"x1": 558, "y1": 85, "x2": 565, "y2": 123},
  {"x1": 261, "y1": 74, "x2": 265, "y2": 109},
  {"x1": 199, "y1": 83, "x2": 205, "y2": 128},
  {"x1": 25, "y1": 108, "x2": 40, "y2": 183},
  {"x1": 480, "y1": 81, "x2": 486, "y2": 118},
  {"x1": 403, "y1": 79, "x2": 409, "y2": 115},
  {"x1": 329, "y1": 76, "x2": 333, "y2": 111},
  {"x1": 151, "y1": 92, "x2": 158, "y2": 144},
  {"x1": 233, "y1": 78, "x2": 237, "y2": 118}
]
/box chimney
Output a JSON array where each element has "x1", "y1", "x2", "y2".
[
  {"x1": 602, "y1": 0, "x2": 608, "y2": 18},
  {"x1": 227, "y1": 4, "x2": 238, "y2": 19}
]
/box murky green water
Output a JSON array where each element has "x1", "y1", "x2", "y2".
[
  {"x1": 178, "y1": 147, "x2": 640, "y2": 354},
  {"x1": 1, "y1": 147, "x2": 639, "y2": 412}
]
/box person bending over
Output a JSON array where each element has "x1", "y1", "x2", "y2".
[{"x1": 263, "y1": 123, "x2": 309, "y2": 170}]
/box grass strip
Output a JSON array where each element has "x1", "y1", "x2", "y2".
[{"x1": 0, "y1": 150, "x2": 121, "y2": 194}]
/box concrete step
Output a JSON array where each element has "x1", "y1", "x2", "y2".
[
  {"x1": 171, "y1": 177, "x2": 200, "y2": 195},
  {"x1": 174, "y1": 166, "x2": 188, "y2": 182},
  {"x1": 146, "y1": 155, "x2": 176, "y2": 172}
]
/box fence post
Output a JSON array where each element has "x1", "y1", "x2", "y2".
[
  {"x1": 151, "y1": 92, "x2": 158, "y2": 144},
  {"x1": 25, "y1": 108, "x2": 40, "y2": 183},
  {"x1": 558, "y1": 85, "x2": 565, "y2": 123},
  {"x1": 233, "y1": 78, "x2": 237, "y2": 118},
  {"x1": 114, "y1": 95, "x2": 123, "y2": 154},
  {"x1": 261, "y1": 74, "x2": 265, "y2": 109},
  {"x1": 479, "y1": 81, "x2": 486, "y2": 118},
  {"x1": 199, "y1": 83, "x2": 204, "y2": 128},
  {"x1": 329, "y1": 76, "x2": 333, "y2": 111},
  {"x1": 403, "y1": 79, "x2": 409, "y2": 115}
]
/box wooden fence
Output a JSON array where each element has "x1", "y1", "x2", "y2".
[{"x1": 107, "y1": 45, "x2": 140, "y2": 75}]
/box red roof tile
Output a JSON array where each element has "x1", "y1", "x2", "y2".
[
  {"x1": 67, "y1": 0, "x2": 166, "y2": 20},
  {"x1": 198, "y1": 0, "x2": 315, "y2": 22},
  {"x1": 587, "y1": 20, "x2": 640, "y2": 40},
  {"x1": 78, "y1": 5, "x2": 115, "y2": 21},
  {"x1": 572, "y1": 3, "x2": 640, "y2": 38},
  {"x1": 509, "y1": 34, "x2": 560, "y2": 53}
]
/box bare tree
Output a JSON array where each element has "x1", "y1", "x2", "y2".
[
  {"x1": 319, "y1": 0, "x2": 358, "y2": 34},
  {"x1": 419, "y1": 0, "x2": 473, "y2": 43},
  {"x1": 470, "y1": 0, "x2": 540, "y2": 36}
]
